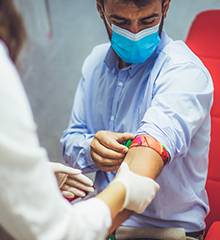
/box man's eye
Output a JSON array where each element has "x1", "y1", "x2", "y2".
[
  {"x1": 113, "y1": 20, "x2": 129, "y2": 26},
  {"x1": 141, "y1": 19, "x2": 155, "y2": 25},
  {"x1": 141, "y1": 17, "x2": 159, "y2": 26}
]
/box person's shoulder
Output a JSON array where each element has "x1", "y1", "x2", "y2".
[
  {"x1": 89, "y1": 42, "x2": 111, "y2": 60},
  {"x1": 0, "y1": 41, "x2": 20, "y2": 87},
  {"x1": 161, "y1": 39, "x2": 207, "y2": 71},
  {"x1": 156, "y1": 38, "x2": 213, "y2": 93},
  {"x1": 159, "y1": 38, "x2": 212, "y2": 83},
  {"x1": 82, "y1": 42, "x2": 111, "y2": 77},
  {"x1": 0, "y1": 40, "x2": 13, "y2": 69},
  {"x1": 0, "y1": 41, "x2": 36, "y2": 129}
]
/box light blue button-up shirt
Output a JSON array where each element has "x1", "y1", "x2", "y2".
[{"x1": 61, "y1": 32, "x2": 213, "y2": 232}]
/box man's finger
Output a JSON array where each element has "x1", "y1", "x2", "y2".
[
  {"x1": 104, "y1": 132, "x2": 134, "y2": 153},
  {"x1": 91, "y1": 151, "x2": 122, "y2": 167},
  {"x1": 116, "y1": 132, "x2": 135, "y2": 143},
  {"x1": 91, "y1": 139, "x2": 125, "y2": 159},
  {"x1": 95, "y1": 135, "x2": 128, "y2": 154}
]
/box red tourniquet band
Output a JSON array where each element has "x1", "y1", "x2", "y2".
[{"x1": 129, "y1": 135, "x2": 170, "y2": 164}]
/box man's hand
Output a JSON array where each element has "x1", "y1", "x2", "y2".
[
  {"x1": 49, "y1": 162, "x2": 94, "y2": 200},
  {"x1": 90, "y1": 131, "x2": 134, "y2": 172}
]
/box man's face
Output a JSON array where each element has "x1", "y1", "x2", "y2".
[{"x1": 98, "y1": 0, "x2": 169, "y2": 36}]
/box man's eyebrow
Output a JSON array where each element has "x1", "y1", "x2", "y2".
[
  {"x1": 140, "y1": 13, "x2": 160, "y2": 21},
  {"x1": 109, "y1": 14, "x2": 129, "y2": 21},
  {"x1": 109, "y1": 13, "x2": 160, "y2": 22}
]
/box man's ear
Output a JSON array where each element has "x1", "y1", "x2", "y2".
[
  {"x1": 96, "y1": 0, "x2": 104, "y2": 20},
  {"x1": 162, "y1": 0, "x2": 170, "y2": 18}
]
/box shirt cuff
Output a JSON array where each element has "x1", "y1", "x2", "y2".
[
  {"x1": 74, "y1": 136, "x2": 93, "y2": 165},
  {"x1": 63, "y1": 134, "x2": 98, "y2": 173}
]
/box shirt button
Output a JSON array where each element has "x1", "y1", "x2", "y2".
[
  {"x1": 118, "y1": 82, "x2": 123, "y2": 87},
  {"x1": 110, "y1": 115, "x2": 115, "y2": 121}
]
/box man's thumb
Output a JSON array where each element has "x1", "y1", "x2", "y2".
[{"x1": 116, "y1": 132, "x2": 135, "y2": 143}]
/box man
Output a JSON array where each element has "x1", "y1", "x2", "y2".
[
  {"x1": 61, "y1": 0, "x2": 213, "y2": 239},
  {"x1": 0, "y1": 1, "x2": 161, "y2": 240}
]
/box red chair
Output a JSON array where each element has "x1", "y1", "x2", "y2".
[{"x1": 186, "y1": 10, "x2": 220, "y2": 239}]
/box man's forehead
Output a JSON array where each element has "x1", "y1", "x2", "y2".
[
  {"x1": 104, "y1": 0, "x2": 162, "y2": 18},
  {"x1": 104, "y1": 0, "x2": 161, "y2": 7}
]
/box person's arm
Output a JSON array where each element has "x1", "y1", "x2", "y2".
[
  {"x1": 61, "y1": 44, "x2": 111, "y2": 173},
  {"x1": 61, "y1": 77, "x2": 97, "y2": 173},
  {"x1": 109, "y1": 146, "x2": 164, "y2": 233},
  {"x1": 96, "y1": 154, "x2": 161, "y2": 219},
  {"x1": 0, "y1": 43, "x2": 77, "y2": 240},
  {"x1": 0, "y1": 75, "x2": 116, "y2": 240},
  {"x1": 61, "y1": 80, "x2": 133, "y2": 174},
  {"x1": 68, "y1": 182, "x2": 126, "y2": 240},
  {"x1": 109, "y1": 63, "x2": 214, "y2": 232},
  {"x1": 66, "y1": 159, "x2": 159, "y2": 240}
]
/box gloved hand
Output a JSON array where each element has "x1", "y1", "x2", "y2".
[
  {"x1": 112, "y1": 162, "x2": 160, "y2": 214},
  {"x1": 49, "y1": 162, "x2": 94, "y2": 200}
]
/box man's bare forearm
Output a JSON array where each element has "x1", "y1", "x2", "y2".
[
  {"x1": 124, "y1": 147, "x2": 164, "y2": 178},
  {"x1": 109, "y1": 146, "x2": 164, "y2": 233}
]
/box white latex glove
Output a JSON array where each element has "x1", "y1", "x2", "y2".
[
  {"x1": 49, "y1": 162, "x2": 94, "y2": 199},
  {"x1": 112, "y1": 162, "x2": 160, "y2": 214}
]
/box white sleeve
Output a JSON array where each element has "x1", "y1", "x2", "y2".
[
  {"x1": 71, "y1": 198, "x2": 112, "y2": 240},
  {"x1": 0, "y1": 42, "x2": 111, "y2": 240}
]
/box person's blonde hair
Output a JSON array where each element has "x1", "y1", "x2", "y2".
[{"x1": 0, "y1": 0, "x2": 26, "y2": 62}]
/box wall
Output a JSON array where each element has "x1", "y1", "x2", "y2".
[{"x1": 16, "y1": 0, "x2": 220, "y2": 161}]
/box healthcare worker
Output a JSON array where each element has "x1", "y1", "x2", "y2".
[
  {"x1": 0, "y1": 1, "x2": 160, "y2": 240},
  {"x1": 61, "y1": 0, "x2": 214, "y2": 239}
]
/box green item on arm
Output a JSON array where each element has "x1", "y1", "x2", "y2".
[
  {"x1": 107, "y1": 234, "x2": 116, "y2": 240},
  {"x1": 123, "y1": 139, "x2": 132, "y2": 149}
]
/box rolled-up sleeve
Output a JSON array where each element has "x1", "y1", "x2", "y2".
[
  {"x1": 61, "y1": 77, "x2": 97, "y2": 173},
  {"x1": 137, "y1": 63, "x2": 213, "y2": 161}
]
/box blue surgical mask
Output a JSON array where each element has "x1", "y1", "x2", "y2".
[{"x1": 106, "y1": 18, "x2": 161, "y2": 64}]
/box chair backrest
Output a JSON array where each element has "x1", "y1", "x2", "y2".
[{"x1": 186, "y1": 10, "x2": 220, "y2": 230}]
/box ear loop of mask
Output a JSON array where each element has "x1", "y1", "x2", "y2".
[
  {"x1": 103, "y1": 14, "x2": 112, "y2": 30},
  {"x1": 102, "y1": 12, "x2": 114, "y2": 41},
  {"x1": 158, "y1": 1, "x2": 167, "y2": 36},
  {"x1": 99, "y1": 3, "x2": 112, "y2": 30}
]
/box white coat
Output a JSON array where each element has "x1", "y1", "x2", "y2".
[{"x1": 0, "y1": 41, "x2": 111, "y2": 240}]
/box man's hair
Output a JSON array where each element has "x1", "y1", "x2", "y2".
[
  {"x1": 0, "y1": 0, "x2": 26, "y2": 62},
  {"x1": 101, "y1": 0, "x2": 165, "y2": 7}
]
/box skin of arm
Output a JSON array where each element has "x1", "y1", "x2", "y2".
[
  {"x1": 97, "y1": 181, "x2": 126, "y2": 219},
  {"x1": 108, "y1": 146, "x2": 164, "y2": 233}
]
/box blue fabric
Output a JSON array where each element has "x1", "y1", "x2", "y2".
[{"x1": 61, "y1": 32, "x2": 213, "y2": 232}]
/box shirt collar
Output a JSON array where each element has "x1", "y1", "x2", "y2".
[{"x1": 104, "y1": 46, "x2": 117, "y2": 70}]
